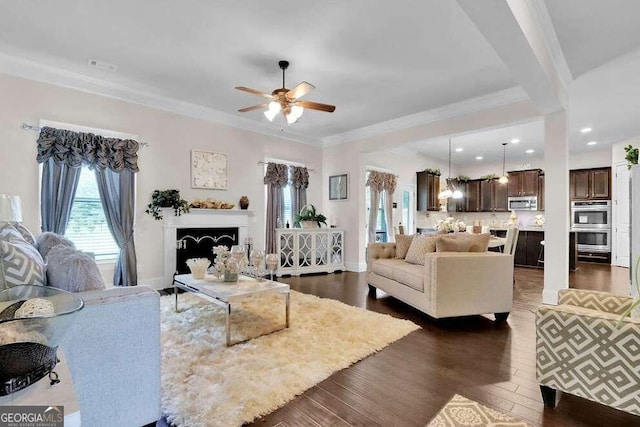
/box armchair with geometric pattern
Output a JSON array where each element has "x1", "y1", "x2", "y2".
[{"x1": 536, "y1": 288, "x2": 640, "y2": 416}]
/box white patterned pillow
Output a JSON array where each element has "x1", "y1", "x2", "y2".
[
  {"x1": 395, "y1": 235, "x2": 414, "y2": 259},
  {"x1": 0, "y1": 226, "x2": 45, "y2": 289},
  {"x1": 404, "y1": 234, "x2": 437, "y2": 265}
]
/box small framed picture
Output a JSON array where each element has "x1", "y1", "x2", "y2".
[
  {"x1": 329, "y1": 174, "x2": 348, "y2": 201},
  {"x1": 191, "y1": 149, "x2": 228, "y2": 190}
]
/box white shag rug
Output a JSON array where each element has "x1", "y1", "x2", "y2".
[{"x1": 160, "y1": 290, "x2": 419, "y2": 427}]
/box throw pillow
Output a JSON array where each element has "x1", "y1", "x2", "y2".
[
  {"x1": 404, "y1": 234, "x2": 437, "y2": 265},
  {"x1": 0, "y1": 226, "x2": 46, "y2": 290},
  {"x1": 395, "y1": 235, "x2": 415, "y2": 259},
  {"x1": 0, "y1": 223, "x2": 36, "y2": 246},
  {"x1": 46, "y1": 245, "x2": 106, "y2": 293},
  {"x1": 436, "y1": 233, "x2": 490, "y2": 252},
  {"x1": 35, "y1": 232, "x2": 75, "y2": 260}
]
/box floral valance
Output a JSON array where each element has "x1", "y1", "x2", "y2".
[
  {"x1": 366, "y1": 170, "x2": 396, "y2": 193},
  {"x1": 263, "y1": 162, "x2": 288, "y2": 187},
  {"x1": 36, "y1": 126, "x2": 140, "y2": 173},
  {"x1": 291, "y1": 166, "x2": 309, "y2": 189}
]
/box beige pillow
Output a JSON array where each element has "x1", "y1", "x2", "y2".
[
  {"x1": 436, "y1": 233, "x2": 490, "y2": 252},
  {"x1": 395, "y1": 235, "x2": 414, "y2": 259},
  {"x1": 404, "y1": 235, "x2": 437, "y2": 265}
]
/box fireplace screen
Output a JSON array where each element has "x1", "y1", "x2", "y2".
[{"x1": 176, "y1": 227, "x2": 239, "y2": 274}]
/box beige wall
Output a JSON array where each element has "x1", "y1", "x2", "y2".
[{"x1": 0, "y1": 73, "x2": 322, "y2": 287}]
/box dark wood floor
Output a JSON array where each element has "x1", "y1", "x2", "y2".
[
  {"x1": 245, "y1": 263, "x2": 638, "y2": 427},
  {"x1": 160, "y1": 263, "x2": 639, "y2": 426}
]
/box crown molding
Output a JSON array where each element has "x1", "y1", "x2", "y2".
[
  {"x1": 524, "y1": 0, "x2": 573, "y2": 90},
  {"x1": 0, "y1": 52, "x2": 322, "y2": 146},
  {"x1": 321, "y1": 86, "x2": 530, "y2": 147}
]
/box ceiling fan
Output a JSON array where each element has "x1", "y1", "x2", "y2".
[{"x1": 235, "y1": 60, "x2": 336, "y2": 125}]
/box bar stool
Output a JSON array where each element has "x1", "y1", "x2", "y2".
[{"x1": 537, "y1": 240, "x2": 545, "y2": 267}]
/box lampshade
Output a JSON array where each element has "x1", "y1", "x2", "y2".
[
  {"x1": 0, "y1": 194, "x2": 22, "y2": 223},
  {"x1": 264, "y1": 101, "x2": 281, "y2": 121}
]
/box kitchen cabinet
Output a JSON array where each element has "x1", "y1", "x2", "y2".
[
  {"x1": 508, "y1": 170, "x2": 540, "y2": 197},
  {"x1": 480, "y1": 179, "x2": 508, "y2": 212},
  {"x1": 465, "y1": 180, "x2": 481, "y2": 212},
  {"x1": 538, "y1": 173, "x2": 545, "y2": 211},
  {"x1": 416, "y1": 171, "x2": 440, "y2": 211},
  {"x1": 510, "y1": 230, "x2": 577, "y2": 271},
  {"x1": 570, "y1": 167, "x2": 611, "y2": 201},
  {"x1": 446, "y1": 179, "x2": 465, "y2": 212}
]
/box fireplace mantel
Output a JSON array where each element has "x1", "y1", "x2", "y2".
[{"x1": 162, "y1": 209, "x2": 253, "y2": 286}]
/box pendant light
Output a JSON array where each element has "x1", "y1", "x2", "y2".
[
  {"x1": 498, "y1": 142, "x2": 509, "y2": 184},
  {"x1": 438, "y1": 138, "x2": 463, "y2": 199}
]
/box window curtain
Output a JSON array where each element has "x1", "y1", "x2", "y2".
[
  {"x1": 366, "y1": 171, "x2": 384, "y2": 244},
  {"x1": 290, "y1": 166, "x2": 309, "y2": 218},
  {"x1": 383, "y1": 174, "x2": 397, "y2": 242},
  {"x1": 95, "y1": 169, "x2": 137, "y2": 287},
  {"x1": 37, "y1": 126, "x2": 140, "y2": 286},
  {"x1": 39, "y1": 161, "x2": 81, "y2": 234},
  {"x1": 264, "y1": 163, "x2": 288, "y2": 253},
  {"x1": 366, "y1": 170, "x2": 396, "y2": 243}
]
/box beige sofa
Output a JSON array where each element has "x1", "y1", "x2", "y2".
[{"x1": 367, "y1": 242, "x2": 514, "y2": 320}]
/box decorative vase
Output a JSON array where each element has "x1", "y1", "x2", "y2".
[
  {"x1": 301, "y1": 220, "x2": 319, "y2": 229},
  {"x1": 239, "y1": 196, "x2": 250, "y2": 210},
  {"x1": 223, "y1": 270, "x2": 238, "y2": 282},
  {"x1": 186, "y1": 258, "x2": 210, "y2": 280}
]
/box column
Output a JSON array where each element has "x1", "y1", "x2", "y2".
[{"x1": 543, "y1": 111, "x2": 570, "y2": 304}]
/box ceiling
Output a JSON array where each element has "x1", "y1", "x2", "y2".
[{"x1": 0, "y1": 0, "x2": 639, "y2": 155}]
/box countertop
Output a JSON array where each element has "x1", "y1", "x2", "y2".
[{"x1": 490, "y1": 226, "x2": 545, "y2": 232}]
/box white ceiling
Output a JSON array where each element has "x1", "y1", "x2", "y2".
[{"x1": 0, "y1": 0, "x2": 640, "y2": 157}]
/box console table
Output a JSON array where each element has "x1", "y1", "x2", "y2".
[{"x1": 275, "y1": 228, "x2": 345, "y2": 276}]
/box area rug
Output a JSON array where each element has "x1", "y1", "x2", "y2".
[
  {"x1": 427, "y1": 394, "x2": 530, "y2": 427},
  {"x1": 160, "y1": 290, "x2": 419, "y2": 427}
]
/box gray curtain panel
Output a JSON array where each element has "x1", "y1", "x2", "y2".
[
  {"x1": 383, "y1": 174, "x2": 397, "y2": 242},
  {"x1": 95, "y1": 168, "x2": 138, "y2": 287},
  {"x1": 290, "y1": 166, "x2": 309, "y2": 217},
  {"x1": 40, "y1": 159, "x2": 81, "y2": 234},
  {"x1": 264, "y1": 163, "x2": 288, "y2": 253}
]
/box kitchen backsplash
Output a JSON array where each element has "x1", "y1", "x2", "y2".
[{"x1": 415, "y1": 210, "x2": 544, "y2": 229}]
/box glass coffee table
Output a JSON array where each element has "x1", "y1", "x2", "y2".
[{"x1": 172, "y1": 274, "x2": 290, "y2": 347}]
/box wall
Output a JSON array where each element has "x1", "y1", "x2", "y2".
[{"x1": 0, "y1": 73, "x2": 323, "y2": 287}]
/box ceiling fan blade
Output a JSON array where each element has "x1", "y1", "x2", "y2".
[
  {"x1": 296, "y1": 100, "x2": 336, "y2": 113},
  {"x1": 235, "y1": 86, "x2": 273, "y2": 99},
  {"x1": 238, "y1": 103, "x2": 268, "y2": 113},
  {"x1": 286, "y1": 81, "x2": 315, "y2": 100}
]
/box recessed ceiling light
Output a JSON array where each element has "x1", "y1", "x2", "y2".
[
  {"x1": 475, "y1": 156, "x2": 483, "y2": 160},
  {"x1": 587, "y1": 141, "x2": 598, "y2": 146},
  {"x1": 580, "y1": 127, "x2": 592, "y2": 133},
  {"x1": 455, "y1": 147, "x2": 463, "y2": 152},
  {"x1": 510, "y1": 138, "x2": 520, "y2": 143},
  {"x1": 525, "y1": 149, "x2": 535, "y2": 154}
]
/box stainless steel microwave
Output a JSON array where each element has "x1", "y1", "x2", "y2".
[{"x1": 507, "y1": 196, "x2": 538, "y2": 211}]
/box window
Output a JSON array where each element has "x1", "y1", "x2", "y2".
[
  {"x1": 365, "y1": 171, "x2": 388, "y2": 243},
  {"x1": 64, "y1": 166, "x2": 119, "y2": 261},
  {"x1": 282, "y1": 183, "x2": 293, "y2": 228}
]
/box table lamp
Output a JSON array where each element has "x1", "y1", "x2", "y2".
[{"x1": 0, "y1": 194, "x2": 23, "y2": 224}]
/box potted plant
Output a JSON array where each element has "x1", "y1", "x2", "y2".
[
  {"x1": 145, "y1": 189, "x2": 190, "y2": 220},
  {"x1": 625, "y1": 144, "x2": 638, "y2": 170},
  {"x1": 294, "y1": 204, "x2": 327, "y2": 228}
]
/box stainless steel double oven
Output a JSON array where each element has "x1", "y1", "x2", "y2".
[{"x1": 570, "y1": 200, "x2": 611, "y2": 253}]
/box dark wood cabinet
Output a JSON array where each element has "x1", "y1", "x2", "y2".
[
  {"x1": 480, "y1": 179, "x2": 508, "y2": 212},
  {"x1": 513, "y1": 230, "x2": 576, "y2": 271},
  {"x1": 416, "y1": 171, "x2": 441, "y2": 211},
  {"x1": 465, "y1": 180, "x2": 481, "y2": 212},
  {"x1": 508, "y1": 169, "x2": 540, "y2": 197},
  {"x1": 538, "y1": 174, "x2": 545, "y2": 211},
  {"x1": 570, "y1": 167, "x2": 611, "y2": 201}
]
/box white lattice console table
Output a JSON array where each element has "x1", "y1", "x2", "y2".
[{"x1": 276, "y1": 228, "x2": 345, "y2": 276}]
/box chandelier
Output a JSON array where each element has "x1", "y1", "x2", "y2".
[{"x1": 438, "y1": 138, "x2": 463, "y2": 199}]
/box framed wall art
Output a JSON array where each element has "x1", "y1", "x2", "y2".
[
  {"x1": 191, "y1": 149, "x2": 228, "y2": 189},
  {"x1": 329, "y1": 174, "x2": 348, "y2": 201}
]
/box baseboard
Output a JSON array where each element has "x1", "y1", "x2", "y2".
[
  {"x1": 345, "y1": 262, "x2": 367, "y2": 273},
  {"x1": 137, "y1": 276, "x2": 166, "y2": 290}
]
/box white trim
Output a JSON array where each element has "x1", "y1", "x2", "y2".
[
  {"x1": 0, "y1": 52, "x2": 321, "y2": 146},
  {"x1": 611, "y1": 160, "x2": 629, "y2": 267},
  {"x1": 345, "y1": 261, "x2": 367, "y2": 273},
  {"x1": 321, "y1": 87, "x2": 530, "y2": 147},
  {"x1": 524, "y1": 0, "x2": 573, "y2": 89}
]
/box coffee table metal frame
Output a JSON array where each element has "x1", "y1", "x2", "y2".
[{"x1": 172, "y1": 273, "x2": 290, "y2": 347}]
